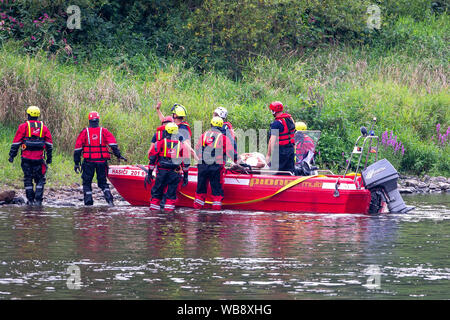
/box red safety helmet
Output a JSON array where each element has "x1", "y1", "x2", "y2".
[
  {"x1": 88, "y1": 111, "x2": 100, "y2": 120},
  {"x1": 162, "y1": 116, "x2": 174, "y2": 124},
  {"x1": 269, "y1": 101, "x2": 284, "y2": 113}
]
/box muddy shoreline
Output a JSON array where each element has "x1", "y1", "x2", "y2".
[
  {"x1": 1, "y1": 175, "x2": 449, "y2": 206},
  {"x1": 0, "y1": 183, "x2": 126, "y2": 206}
]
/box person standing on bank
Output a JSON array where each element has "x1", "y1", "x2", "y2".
[
  {"x1": 266, "y1": 101, "x2": 296, "y2": 174},
  {"x1": 73, "y1": 111, "x2": 127, "y2": 206},
  {"x1": 8, "y1": 106, "x2": 53, "y2": 205}
]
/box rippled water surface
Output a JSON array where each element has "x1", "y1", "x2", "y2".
[{"x1": 0, "y1": 193, "x2": 449, "y2": 299}]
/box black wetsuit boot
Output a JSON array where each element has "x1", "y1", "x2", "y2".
[{"x1": 103, "y1": 188, "x2": 114, "y2": 206}]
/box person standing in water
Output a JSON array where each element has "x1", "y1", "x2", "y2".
[{"x1": 73, "y1": 111, "x2": 127, "y2": 206}]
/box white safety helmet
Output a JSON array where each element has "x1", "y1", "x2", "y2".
[{"x1": 214, "y1": 107, "x2": 228, "y2": 119}]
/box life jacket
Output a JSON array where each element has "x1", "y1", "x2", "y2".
[
  {"x1": 223, "y1": 121, "x2": 236, "y2": 141},
  {"x1": 200, "y1": 130, "x2": 225, "y2": 164},
  {"x1": 178, "y1": 121, "x2": 192, "y2": 138},
  {"x1": 155, "y1": 125, "x2": 165, "y2": 142},
  {"x1": 295, "y1": 132, "x2": 315, "y2": 163},
  {"x1": 274, "y1": 113, "x2": 295, "y2": 146},
  {"x1": 157, "y1": 138, "x2": 183, "y2": 170},
  {"x1": 82, "y1": 127, "x2": 111, "y2": 161},
  {"x1": 22, "y1": 121, "x2": 46, "y2": 151}
]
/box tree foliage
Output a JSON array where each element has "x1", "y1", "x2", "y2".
[{"x1": 1, "y1": 0, "x2": 447, "y2": 75}]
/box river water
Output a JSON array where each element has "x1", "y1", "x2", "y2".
[{"x1": 0, "y1": 193, "x2": 449, "y2": 300}]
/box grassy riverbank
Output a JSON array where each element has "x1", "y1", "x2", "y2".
[{"x1": 0, "y1": 13, "x2": 449, "y2": 186}]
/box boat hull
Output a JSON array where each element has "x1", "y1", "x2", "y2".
[{"x1": 107, "y1": 165, "x2": 374, "y2": 214}]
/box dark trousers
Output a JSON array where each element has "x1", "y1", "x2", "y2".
[
  {"x1": 271, "y1": 145, "x2": 295, "y2": 174},
  {"x1": 196, "y1": 164, "x2": 224, "y2": 197},
  {"x1": 21, "y1": 158, "x2": 46, "y2": 204},
  {"x1": 151, "y1": 169, "x2": 181, "y2": 200},
  {"x1": 81, "y1": 160, "x2": 113, "y2": 205}
]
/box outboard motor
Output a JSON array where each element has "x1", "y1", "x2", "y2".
[{"x1": 362, "y1": 159, "x2": 414, "y2": 213}]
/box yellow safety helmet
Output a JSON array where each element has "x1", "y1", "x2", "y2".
[
  {"x1": 211, "y1": 116, "x2": 224, "y2": 128},
  {"x1": 171, "y1": 104, "x2": 187, "y2": 117},
  {"x1": 26, "y1": 106, "x2": 40, "y2": 117},
  {"x1": 165, "y1": 122, "x2": 179, "y2": 135},
  {"x1": 295, "y1": 121, "x2": 307, "y2": 131}
]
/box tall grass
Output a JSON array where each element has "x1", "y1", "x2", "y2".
[{"x1": 0, "y1": 14, "x2": 448, "y2": 181}]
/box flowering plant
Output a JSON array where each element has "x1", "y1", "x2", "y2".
[
  {"x1": 0, "y1": 9, "x2": 23, "y2": 41},
  {"x1": 381, "y1": 130, "x2": 405, "y2": 156},
  {"x1": 0, "y1": 1, "x2": 77, "y2": 63},
  {"x1": 432, "y1": 123, "x2": 449, "y2": 147},
  {"x1": 379, "y1": 130, "x2": 405, "y2": 169}
]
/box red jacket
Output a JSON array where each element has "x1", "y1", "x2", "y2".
[
  {"x1": 223, "y1": 121, "x2": 235, "y2": 139},
  {"x1": 74, "y1": 127, "x2": 117, "y2": 162},
  {"x1": 195, "y1": 128, "x2": 237, "y2": 165},
  {"x1": 178, "y1": 121, "x2": 192, "y2": 138},
  {"x1": 274, "y1": 113, "x2": 295, "y2": 146},
  {"x1": 295, "y1": 133, "x2": 315, "y2": 163},
  {"x1": 10, "y1": 120, "x2": 53, "y2": 160}
]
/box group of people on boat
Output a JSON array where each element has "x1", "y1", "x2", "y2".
[{"x1": 8, "y1": 102, "x2": 316, "y2": 209}]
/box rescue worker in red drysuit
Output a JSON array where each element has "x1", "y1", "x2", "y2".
[
  {"x1": 155, "y1": 101, "x2": 197, "y2": 162},
  {"x1": 147, "y1": 122, "x2": 190, "y2": 212},
  {"x1": 213, "y1": 107, "x2": 235, "y2": 141},
  {"x1": 266, "y1": 101, "x2": 296, "y2": 174},
  {"x1": 8, "y1": 106, "x2": 53, "y2": 205},
  {"x1": 213, "y1": 106, "x2": 237, "y2": 156},
  {"x1": 194, "y1": 117, "x2": 238, "y2": 211},
  {"x1": 294, "y1": 121, "x2": 315, "y2": 164},
  {"x1": 73, "y1": 111, "x2": 127, "y2": 206}
]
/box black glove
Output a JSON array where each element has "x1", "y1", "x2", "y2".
[
  {"x1": 182, "y1": 171, "x2": 189, "y2": 187},
  {"x1": 8, "y1": 156, "x2": 14, "y2": 163},
  {"x1": 119, "y1": 155, "x2": 128, "y2": 162},
  {"x1": 145, "y1": 170, "x2": 153, "y2": 185},
  {"x1": 46, "y1": 158, "x2": 52, "y2": 165},
  {"x1": 74, "y1": 164, "x2": 81, "y2": 174}
]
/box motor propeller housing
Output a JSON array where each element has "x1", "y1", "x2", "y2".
[{"x1": 362, "y1": 159, "x2": 414, "y2": 213}]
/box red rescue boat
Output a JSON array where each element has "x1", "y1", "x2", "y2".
[
  {"x1": 107, "y1": 165, "x2": 382, "y2": 214},
  {"x1": 108, "y1": 126, "x2": 413, "y2": 214}
]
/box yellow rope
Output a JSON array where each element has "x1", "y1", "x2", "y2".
[{"x1": 180, "y1": 175, "x2": 325, "y2": 205}]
